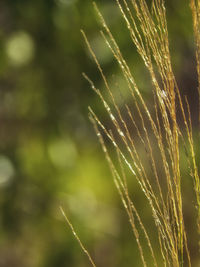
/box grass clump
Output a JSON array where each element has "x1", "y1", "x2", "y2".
[{"x1": 64, "y1": 1, "x2": 200, "y2": 266}]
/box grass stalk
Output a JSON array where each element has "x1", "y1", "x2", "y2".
[{"x1": 66, "y1": 0, "x2": 200, "y2": 266}]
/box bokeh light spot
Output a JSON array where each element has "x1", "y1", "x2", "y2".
[
  {"x1": 0, "y1": 155, "x2": 15, "y2": 186},
  {"x1": 89, "y1": 35, "x2": 112, "y2": 64},
  {"x1": 56, "y1": 0, "x2": 77, "y2": 7},
  {"x1": 48, "y1": 137, "x2": 77, "y2": 169},
  {"x1": 6, "y1": 31, "x2": 35, "y2": 66}
]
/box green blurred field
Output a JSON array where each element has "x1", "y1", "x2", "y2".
[{"x1": 0, "y1": 1, "x2": 197, "y2": 266}]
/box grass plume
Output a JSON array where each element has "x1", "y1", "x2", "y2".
[{"x1": 69, "y1": 0, "x2": 200, "y2": 266}]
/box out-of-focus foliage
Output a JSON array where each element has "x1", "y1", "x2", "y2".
[{"x1": 0, "y1": 1, "x2": 197, "y2": 266}]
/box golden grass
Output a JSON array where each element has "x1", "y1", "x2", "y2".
[{"x1": 64, "y1": 1, "x2": 200, "y2": 266}]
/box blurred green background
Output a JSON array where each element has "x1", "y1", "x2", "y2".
[{"x1": 0, "y1": 0, "x2": 198, "y2": 266}]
